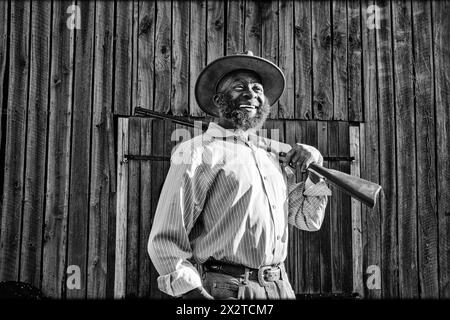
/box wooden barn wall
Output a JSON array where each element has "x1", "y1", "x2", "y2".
[{"x1": 0, "y1": 0, "x2": 448, "y2": 299}]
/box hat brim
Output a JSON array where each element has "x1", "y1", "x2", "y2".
[{"x1": 194, "y1": 55, "x2": 285, "y2": 117}]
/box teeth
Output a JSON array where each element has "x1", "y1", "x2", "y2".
[{"x1": 240, "y1": 105, "x2": 254, "y2": 109}]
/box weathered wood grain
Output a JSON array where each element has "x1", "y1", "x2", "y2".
[
  {"x1": 339, "y1": 122, "x2": 352, "y2": 293},
  {"x1": 126, "y1": 117, "x2": 141, "y2": 297},
  {"x1": 114, "y1": 118, "x2": 129, "y2": 298},
  {"x1": 307, "y1": 121, "x2": 321, "y2": 294},
  {"x1": 0, "y1": 0, "x2": 8, "y2": 197},
  {"x1": 411, "y1": 0, "x2": 438, "y2": 299},
  {"x1": 376, "y1": 0, "x2": 398, "y2": 299},
  {"x1": 350, "y1": 125, "x2": 364, "y2": 296},
  {"x1": 87, "y1": 1, "x2": 114, "y2": 299},
  {"x1": 392, "y1": 0, "x2": 418, "y2": 299},
  {"x1": 361, "y1": 0, "x2": 382, "y2": 299},
  {"x1": 328, "y1": 121, "x2": 342, "y2": 292},
  {"x1": 154, "y1": 1, "x2": 171, "y2": 113},
  {"x1": 114, "y1": 1, "x2": 133, "y2": 115},
  {"x1": 244, "y1": 0, "x2": 262, "y2": 55},
  {"x1": 66, "y1": 0, "x2": 95, "y2": 299},
  {"x1": 278, "y1": 1, "x2": 294, "y2": 119},
  {"x1": 0, "y1": 0, "x2": 31, "y2": 282},
  {"x1": 189, "y1": 0, "x2": 206, "y2": 116},
  {"x1": 172, "y1": 1, "x2": 189, "y2": 116},
  {"x1": 137, "y1": 1, "x2": 155, "y2": 111},
  {"x1": 139, "y1": 118, "x2": 153, "y2": 297},
  {"x1": 262, "y1": 0, "x2": 279, "y2": 119},
  {"x1": 20, "y1": 0, "x2": 51, "y2": 289},
  {"x1": 332, "y1": 1, "x2": 348, "y2": 121},
  {"x1": 149, "y1": 118, "x2": 166, "y2": 299},
  {"x1": 347, "y1": 0, "x2": 363, "y2": 121},
  {"x1": 207, "y1": 1, "x2": 224, "y2": 63},
  {"x1": 42, "y1": 0, "x2": 75, "y2": 298},
  {"x1": 433, "y1": 0, "x2": 450, "y2": 299},
  {"x1": 312, "y1": 1, "x2": 333, "y2": 120},
  {"x1": 294, "y1": 0, "x2": 312, "y2": 120},
  {"x1": 227, "y1": 0, "x2": 244, "y2": 55},
  {"x1": 318, "y1": 122, "x2": 332, "y2": 293}
]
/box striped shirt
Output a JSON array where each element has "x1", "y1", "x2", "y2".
[{"x1": 148, "y1": 122, "x2": 332, "y2": 297}]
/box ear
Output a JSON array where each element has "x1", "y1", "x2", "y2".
[{"x1": 212, "y1": 93, "x2": 223, "y2": 109}]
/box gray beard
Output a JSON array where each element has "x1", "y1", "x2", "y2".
[{"x1": 217, "y1": 93, "x2": 271, "y2": 131}]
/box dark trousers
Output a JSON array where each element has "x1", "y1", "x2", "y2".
[{"x1": 201, "y1": 264, "x2": 296, "y2": 300}]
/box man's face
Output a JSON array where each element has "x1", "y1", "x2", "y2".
[{"x1": 213, "y1": 70, "x2": 271, "y2": 130}]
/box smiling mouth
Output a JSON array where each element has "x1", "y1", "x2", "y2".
[{"x1": 239, "y1": 104, "x2": 258, "y2": 110}]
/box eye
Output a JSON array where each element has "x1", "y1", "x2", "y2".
[
  {"x1": 253, "y1": 85, "x2": 263, "y2": 92},
  {"x1": 234, "y1": 85, "x2": 244, "y2": 90}
]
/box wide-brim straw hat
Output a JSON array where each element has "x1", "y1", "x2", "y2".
[{"x1": 194, "y1": 51, "x2": 285, "y2": 117}]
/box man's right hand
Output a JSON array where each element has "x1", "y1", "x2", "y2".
[{"x1": 182, "y1": 287, "x2": 214, "y2": 300}]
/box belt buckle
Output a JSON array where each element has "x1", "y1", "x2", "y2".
[{"x1": 257, "y1": 266, "x2": 272, "y2": 287}]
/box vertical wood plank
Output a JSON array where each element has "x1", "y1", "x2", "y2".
[
  {"x1": 412, "y1": 0, "x2": 438, "y2": 299},
  {"x1": 126, "y1": 117, "x2": 141, "y2": 297},
  {"x1": 293, "y1": 0, "x2": 312, "y2": 120},
  {"x1": 392, "y1": 0, "x2": 418, "y2": 298},
  {"x1": 433, "y1": 0, "x2": 450, "y2": 299},
  {"x1": 20, "y1": 0, "x2": 52, "y2": 288},
  {"x1": 318, "y1": 121, "x2": 332, "y2": 294},
  {"x1": 0, "y1": 0, "x2": 31, "y2": 282},
  {"x1": 339, "y1": 122, "x2": 352, "y2": 293},
  {"x1": 226, "y1": 0, "x2": 244, "y2": 55},
  {"x1": 312, "y1": 1, "x2": 332, "y2": 120},
  {"x1": 284, "y1": 121, "x2": 298, "y2": 293},
  {"x1": 137, "y1": 1, "x2": 155, "y2": 111},
  {"x1": 295, "y1": 120, "x2": 308, "y2": 293},
  {"x1": 172, "y1": 0, "x2": 189, "y2": 116},
  {"x1": 278, "y1": 0, "x2": 294, "y2": 119},
  {"x1": 350, "y1": 125, "x2": 364, "y2": 296},
  {"x1": 66, "y1": 0, "x2": 95, "y2": 299},
  {"x1": 376, "y1": 0, "x2": 398, "y2": 299},
  {"x1": 332, "y1": 0, "x2": 348, "y2": 121},
  {"x1": 131, "y1": 0, "x2": 139, "y2": 113},
  {"x1": 244, "y1": 0, "x2": 262, "y2": 55},
  {"x1": 114, "y1": 118, "x2": 129, "y2": 299},
  {"x1": 42, "y1": 0, "x2": 75, "y2": 298},
  {"x1": 0, "y1": 0, "x2": 8, "y2": 193},
  {"x1": 139, "y1": 118, "x2": 153, "y2": 297},
  {"x1": 114, "y1": 1, "x2": 133, "y2": 115},
  {"x1": 189, "y1": 0, "x2": 206, "y2": 116},
  {"x1": 207, "y1": 0, "x2": 224, "y2": 63},
  {"x1": 262, "y1": 0, "x2": 279, "y2": 119},
  {"x1": 306, "y1": 121, "x2": 320, "y2": 294},
  {"x1": 328, "y1": 121, "x2": 342, "y2": 292},
  {"x1": 87, "y1": 0, "x2": 114, "y2": 299},
  {"x1": 361, "y1": 0, "x2": 381, "y2": 299},
  {"x1": 347, "y1": 0, "x2": 363, "y2": 121},
  {"x1": 154, "y1": 1, "x2": 171, "y2": 113},
  {"x1": 149, "y1": 118, "x2": 166, "y2": 299}
]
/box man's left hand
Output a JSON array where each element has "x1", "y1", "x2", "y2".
[{"x1": 282, "y1": 143, "x2": 323, "y2": 183}]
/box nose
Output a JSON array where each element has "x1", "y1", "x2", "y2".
[{"x1": 242, "y1": 84, "x2": 257, "y2": 99}]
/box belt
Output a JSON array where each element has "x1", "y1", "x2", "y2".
[{"x1": 203, "y1": 260, "x2": 283, "y2": 286}]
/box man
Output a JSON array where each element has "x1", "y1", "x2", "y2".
[{"x1": 148, "y1": 52, "x2": 331, "y2": 299}]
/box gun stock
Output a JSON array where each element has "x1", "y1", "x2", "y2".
[{"x1": 269, "y1": 141, "x2": 382, "y2": 208}]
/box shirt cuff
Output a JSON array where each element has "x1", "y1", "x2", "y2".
[
  {"x1": 303, "y1": 177, "x2": 332, "y2": 196},
  {"x1": 157, "y1": 266, "x2": 203, "y2": 297}
]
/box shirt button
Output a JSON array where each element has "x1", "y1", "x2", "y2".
[
  {"x1": 277, "y1": 235, "x2": 281, "y2": 240},
  {"x1": 272, "y1": 204, "x2": 276, "y2": 210},
  {"x1": 263, "y1": 176, "x2": 267, "y2": 181}
]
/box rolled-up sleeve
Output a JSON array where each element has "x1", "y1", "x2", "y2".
[
  {"x1": 287, "y1": 175, "x2": 332, "y2": 232},
  {"x1": 148, "y1": 145, "x2": 208, "y2": 297}
]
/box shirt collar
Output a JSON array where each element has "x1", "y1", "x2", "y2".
[{"x1": 204, "y1": 122, "x2": 258, "y2": 141}]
